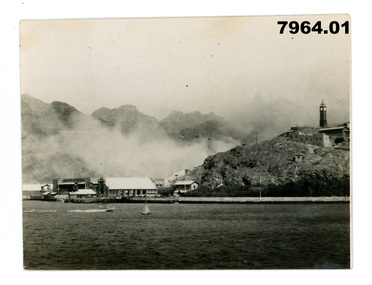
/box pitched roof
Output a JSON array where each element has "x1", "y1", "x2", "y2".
[
  {"x1": 319, "y1": 126, "x2": 348, "y2": 132},
  {"x1": 174, "y1": 180, "x2": 198, "y2": 186},
  {"x1": 69, "y1": 189, "x2": 96, "y2": 195},
  {"x1": 105, "y1": 177, "x2": 156, "y2": 190}
]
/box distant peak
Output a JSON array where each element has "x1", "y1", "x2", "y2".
[
  {"x1": 51, "y1": 101, "x2": 76, "y2": 109},
  {"x1": 117, "y1": 104, "x2": 137, "y2": 110},
  {"x1": 51, "y1": 101, "x2": 80, "y2": 115}
]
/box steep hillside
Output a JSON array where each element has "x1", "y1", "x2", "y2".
[
  {"x1": 21, "y1": 95, "x2": 99, "y2": 183},
  {"x1": 50, "y1": 101, "x2": 86, "y2": 129},
  {"x1": 21, "y1": 94, "x2": 63, "y2": 137},
  {"x1": 21, "y1": 94, "x2": 93, "y2": 136},
  {"x1": 186, "y1": 135, "x2": 350, "y2": 191}
]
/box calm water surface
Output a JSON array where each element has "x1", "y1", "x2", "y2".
[{"x1": 23, "y1": 201, "x2": 350, "y2": 269}]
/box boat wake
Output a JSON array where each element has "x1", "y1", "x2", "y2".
[{"x1": 67, "y1": 207, "x2": 115, "y2": 213}]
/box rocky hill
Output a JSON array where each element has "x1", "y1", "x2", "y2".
[
  {"x1": 21, "y1": 94, "x2": 94, "y2": 136},
  {"x1": 185, "y1": 135, "x2": 350, "y2": 192},
  {"x1": 21, "y1": 94, "x2": 64, "y2": 138}
]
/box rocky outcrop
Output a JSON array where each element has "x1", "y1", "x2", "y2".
[{"x1": 187, "y1": 136, "x2": 350, "y2": 189}]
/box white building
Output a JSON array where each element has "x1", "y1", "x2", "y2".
[
  {"x1": 105, "y1": 177, "x2": 158, "y2": 198},
  {"x1": 174, "y1": 180, "x2": 199, "y2": 194},
  {"x1": 68, "y1": 189, "x2": 96, "y2": 199}
]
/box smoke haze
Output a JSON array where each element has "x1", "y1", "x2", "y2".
[
  {"x1": 23, "y1": 108, "x2": 237, "y2": 182},
  {"x1": 20, "y1": 16, "x2": 350, "y2": 182}
]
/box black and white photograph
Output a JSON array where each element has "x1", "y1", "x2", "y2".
[{"x1": 19, "y1": 14, "x2": 351, "y2": 270}]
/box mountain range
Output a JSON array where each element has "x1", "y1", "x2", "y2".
[
  {"x1": 21, "y1": 94, "x2": 246, "y2": 182},
  {"x1": 21, "y1": 94, "x2": 349, "y2": 195}
]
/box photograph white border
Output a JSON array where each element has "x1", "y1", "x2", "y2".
[{"x1": 0, "y1": 1, "x2": 370, "y2": 284}]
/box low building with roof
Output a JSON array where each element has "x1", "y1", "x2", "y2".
[
  {"x1": 319, "y1": 125, "x2": 350, "y2": 145},
  {"x1": 68, "y1": 189, "x2": 97, "y2": 202},
  {"x1": 53, "y1": 177, "x2": 92, "y2": 194},
  {"x1": 173, "y1": 180, "x2": 199, "y2": 194},
  {"x1": 105, "y1": 177, "x2": 158, "y2": 198}
]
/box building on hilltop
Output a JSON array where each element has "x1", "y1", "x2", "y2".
[
  {"x1": 319, "y1": 123, "x2": 350, "y2": 145},
  {"x1": 283, "y1": 101, "x2": 349, "y2": 148},
  {"x1": 318, "y1": 100, "x2": 350, "y2": 144},
  {"x1": 288, "y1": 130, "x2": 332, "y2": 147}
]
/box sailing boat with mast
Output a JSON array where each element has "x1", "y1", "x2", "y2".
[{"x1": 141, "y1": 200, "x2": 151, "y2": 215}]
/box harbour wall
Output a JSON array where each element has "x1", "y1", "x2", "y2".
[
  {"x1": 42, "y1": 196, "x2": 350, "y2": 204},
  {"x1": 128, "y1": 196, "x2": 350, "y2": 204}
]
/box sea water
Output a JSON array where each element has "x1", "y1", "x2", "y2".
[{"x1": 22, "y1": 201, "x2": 350, "y2": 269}]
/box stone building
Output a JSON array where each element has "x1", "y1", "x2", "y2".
[
  {"x1": 288, "y1": 130, "x2": 332, "y2": 147},
  {"x1": 319, "y1": 124, "x2": 350, "y2": 145}
]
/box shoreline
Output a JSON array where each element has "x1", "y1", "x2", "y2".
[
  {"x1": 23, "y1": 196, "x2": 350, "y2": 204},
  {"x1": 124, "y1": 196, "x2": 350, "y2": 204}
]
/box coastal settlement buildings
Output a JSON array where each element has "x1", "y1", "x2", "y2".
[
  {"x1": 30, "y1": 176, "x2": 198, "y2": 202},
  {"x1": 46, "y1": 177, "x2": 159, "y2": 202}
]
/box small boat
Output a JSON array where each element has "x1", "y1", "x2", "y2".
[{"x1": 141, "y1": 202, "x2": 151, "y2": 215}]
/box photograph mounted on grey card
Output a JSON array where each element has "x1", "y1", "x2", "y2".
[{"x1": 20, "y1": 15, "x2": 351, "y2": 269}]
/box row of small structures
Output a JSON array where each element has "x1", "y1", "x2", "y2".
[{"x1": 22, "y1": 177, "x2": 199, "y2": 202}]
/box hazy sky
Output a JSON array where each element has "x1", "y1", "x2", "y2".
[{"x1": 20, "y1": 15, "x2": 350, "y2": 126}]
